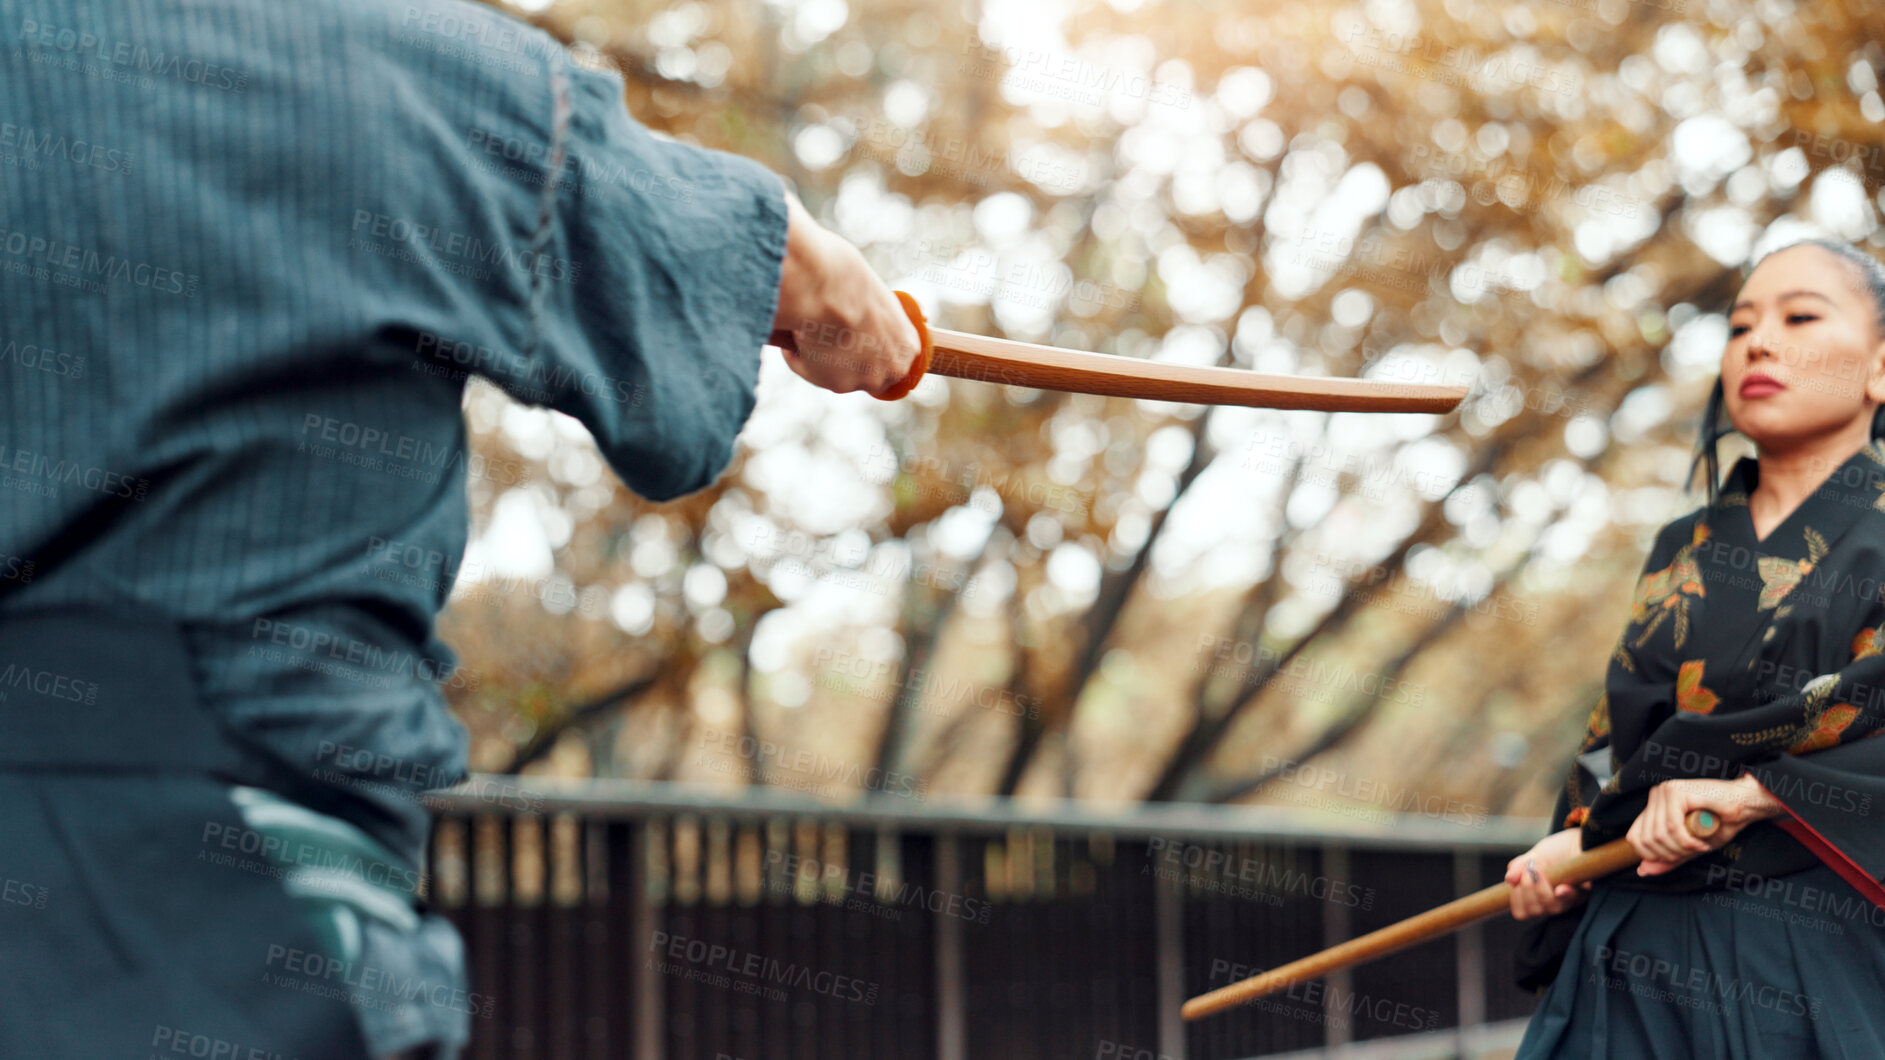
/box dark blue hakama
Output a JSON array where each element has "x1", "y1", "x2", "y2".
[{"x1": 1517, "y1": 863, "x2": 1885, "y2": 1058}]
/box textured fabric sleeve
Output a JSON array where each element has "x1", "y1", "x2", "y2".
[{"x1": 481, "y1": 54, "x2": 789, "y2": 501}]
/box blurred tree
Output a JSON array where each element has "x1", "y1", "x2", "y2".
[{"x1": 439, "y1": 0, "x2": 1885, "y2": 820}]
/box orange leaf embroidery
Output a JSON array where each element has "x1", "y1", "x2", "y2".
[
  {"x1": 1791, "y1": 704, "x2": 1860, "y2": 754},
  {"x1": 1676, "y1": 659, "x2": 1719, "y2": 715},
  {"x1": 1855, "y1": 627, "x2": 1885, "y2": 662}
]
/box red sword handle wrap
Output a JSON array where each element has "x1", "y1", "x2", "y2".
[{"x1": 873, "y1": 290, "x2": 932, "y2": 401}]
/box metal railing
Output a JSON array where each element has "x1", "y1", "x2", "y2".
[{"x1": 423, "y1": 777, "x2": 1545, "y2": 1060}]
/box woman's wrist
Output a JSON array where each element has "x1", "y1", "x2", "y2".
[
  {"x1": 1731, "y1": 772, "x2": 1788, "y2": 821},
  {"x1": 774, "y1": 193, "x2": 825, "y2": 330}
]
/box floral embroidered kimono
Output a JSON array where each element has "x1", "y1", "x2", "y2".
[{"x1": 1515, "y1": 439, "x2": 1885, "y2": 1058}]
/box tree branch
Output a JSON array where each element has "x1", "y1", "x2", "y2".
[{"x1": 503, "y1": 671, "x2": 664, "y2": 775}]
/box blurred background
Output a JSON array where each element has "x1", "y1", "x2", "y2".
[
  {"x1": 442, "y1": 0, "x2": 1885, "y2": 821},
  {"x1": 413, "y1": 1, "x2": 1885, "y2": 1056}
]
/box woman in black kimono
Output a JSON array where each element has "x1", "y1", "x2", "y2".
[{"x1": 1508, "y1": 238, "x2": 1885, "y2": 1058}]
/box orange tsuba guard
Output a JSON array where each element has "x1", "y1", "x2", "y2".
[{"x1": 873, "y1": 291, "x2": 933, "y2": 401}]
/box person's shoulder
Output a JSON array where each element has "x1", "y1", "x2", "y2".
[{"x1": 342, "y1": 0, "x2": 569, "y2": 86}]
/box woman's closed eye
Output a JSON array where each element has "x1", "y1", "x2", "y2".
[{"x1": 1729, "y1": 315, "x2": 1820, "y2": 337}]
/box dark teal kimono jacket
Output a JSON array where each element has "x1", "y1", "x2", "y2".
[
  {"x1": 0, "y1": 0, "x2": 786, "y2": 1052},
  {"x1": 0, "y1": 0, "x2": 785, "y2": 853},
  {"x1": 1522, "y1": 438, "x2": 1885, "y2": 985}
]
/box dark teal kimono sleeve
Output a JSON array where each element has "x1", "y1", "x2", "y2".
[{"x1": 520, "y1": 59, "x2": 787, "y2": 501}]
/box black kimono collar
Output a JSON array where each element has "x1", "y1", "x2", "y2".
[
  {"x1": 1675, "y1": 439, "x2": 1885, "y2": 681},
  {"x1": 1710, "y1": 438, "x2": 1885, "y2": 562}
]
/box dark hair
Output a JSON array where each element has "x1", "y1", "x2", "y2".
[{"x1": 1689, "y1": 238, "x2": 1885, "y2": 505}]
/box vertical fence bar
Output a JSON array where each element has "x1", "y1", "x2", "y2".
[
  {"x1": 598, "y1": 820, "x2": 632, "y2": 1060},
  {"x1": 631, "y1": 820, "x2": 663, "y2": 1060},
  {"x1": 512, "y1": 815, "x2": 544, "y2": 1060},
  {"x1": 1454, "y1": 850, "x2": 1487, "y2": 1058},
  {"x1": 547, "y1": 814, "x2": 579, "y2": 1060},
  {"x1": 935, "y1": 833, "x2": 965, "y2": 1060},
  {"x1": 1320, "y1": 843, "x2": 1353, "y2": 1053},
  {"x1": 1154, "y1": 852, "x2": 1187, "y2": 1060},
  {"x1": 473, "y1": 814, "x2": 508, "y2": 1060}
]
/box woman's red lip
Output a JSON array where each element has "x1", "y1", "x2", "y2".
[{"x1": 1740, "y1": 376, "x2": 1786, "y2": 397}]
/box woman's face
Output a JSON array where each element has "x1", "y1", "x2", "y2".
[{"x1": 1722, "y1": 244, "x2": 1885, "y2": 452}]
